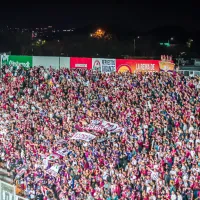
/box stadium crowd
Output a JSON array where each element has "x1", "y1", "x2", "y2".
[{"x1": 0, "y1": 65, "x2": 200, "y2": 200}]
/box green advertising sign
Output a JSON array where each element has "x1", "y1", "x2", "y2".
[{"x1": 1, "y1": 55, "x2": 32, "y2": 69}]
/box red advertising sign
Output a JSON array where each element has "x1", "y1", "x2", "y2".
[
  {"x1": 116, "y1": 59, "x2": 160, "y2": 73},
  {"x1": 70, "y1": 57, "x2": 92, "y2": 70},
  {"x1": 116, "y1": 59, "x2": 175, "y2": 73}
]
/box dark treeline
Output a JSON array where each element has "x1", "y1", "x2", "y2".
[{"x1": 0, "y1": 29, "x2": 199, "y2": 59}]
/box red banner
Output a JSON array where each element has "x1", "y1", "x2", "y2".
[
  {"x1": 70, "y1": 57, "x2": 92, "y2": 70},
  {"x1": 116, "y1": 59, "x2": 160, "y2": 73},
  {"x1": 69, "y1": 57, "x2": 174, "y2": 72},
  {"x1": 116, "y1": 59, "x2": 175, "y2": 73}
]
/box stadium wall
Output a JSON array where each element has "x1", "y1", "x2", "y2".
[
  {"x1": 1, "y1": 55, "x2": 175, "y2": 72},
  {"x1": 33, "y1": 56, "x2": 70, "y2": 69}
]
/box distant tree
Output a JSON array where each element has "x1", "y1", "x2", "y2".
[
  {"x1": 90, "y1": 29, "x2": 112, "y2": 40},
  {"x1": 0, "y1": 32, "x2": 31, "y2": 55},
  {"x1": 16, "y1": 33, "x2": 32, "y2": 55},
  {"x1": 34, "y1": 40, "x2": 64, "y2": 56},
  {"x1": 135, "y1": 36, "x2": 155, "y2": 57}
]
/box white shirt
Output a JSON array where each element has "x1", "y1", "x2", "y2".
[
  {"x1": 29, "y1": 190, "x2": 35, "y2": 199},
  {"x1": 190, "y1": 150, "x2": 195, "y2": 158},
  {"x1": 171, "y1": 194, "x2": 177, "y2": 200},
  {"x1": 189, "y1": 126, "x2": 194, "y2": 133},
  {"x1": 177, "y1": 195, "x2": 183, "y2": 200},
  {"x1": 151, "y1": 171, "x2": 159, "y2": 181}
]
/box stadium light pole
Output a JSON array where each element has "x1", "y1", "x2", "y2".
[{"x1": 134, "y1": 36, "x2": 140, "y2": 56}]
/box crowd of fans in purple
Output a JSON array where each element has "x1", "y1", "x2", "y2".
[{"x1": 0, "y1": 65, "x2": 199, "y2": 200}]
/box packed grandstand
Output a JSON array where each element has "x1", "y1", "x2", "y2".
[{"x1": 0, "y1": 64, "x2": 199, "y2": 200}]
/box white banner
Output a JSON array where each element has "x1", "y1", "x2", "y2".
[
  {"x1": 56, "y1": 139, "x2": 67, "y2": 145},
  {"x1": 84, "y1": 124, "x2": 105, "y2": 133},
  {"x1": 71, "y1": 132, "x2": 96, "y2": 142},
  {"x1": 43, "y1": 154, "x2": 60, "y2": 169},
  {"x1": 46, "y1": 164, "x2": 61, "y2": 177},
  {"x1": 92, "y1": 58, "x2": 116, "y2": 73},
  {"x1": 56, "y1": 148, "x2": 71, "y2": 157},
  {"x1": 101, "y1": 120, "x2": 121, "y2": 132},
  {"x1": 91, "y1": 120, "x2": 121, "y2": 132},
  {"x1": 78, "y1": 120, "x2": 121, "y2": 134},
  {"x1": 47, "y1": 154, "x2": 60, "y2": 161}
]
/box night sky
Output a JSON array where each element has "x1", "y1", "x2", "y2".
[{"x1": 1, "y1": 1, "x2": 199, "y2": 31}]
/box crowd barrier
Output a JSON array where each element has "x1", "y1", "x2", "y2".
[
  {"x1": 0, "y1": 180, "x2": 28, "y2": 200},
  {"x1": 0, "y1": 166, "x2": 27, "y2": 200},
  {"x1": 1, "y1": 55, "x2": 175, "y2": 73}
]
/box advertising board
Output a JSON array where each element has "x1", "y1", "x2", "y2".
[
  {"x1": 33, "y1": 56, "x2": 59, "y2": 69},
  {"x1": 159, "y1": 60, "x2": 175, "y2": 72},
  {"x1": 70, "y1": 57, "x2": 92, "y2": 70},
  {"x1": 92, "y1": 58, "x2": 116, "y2": 73},
  {"x1": 60, "y1": 57, "x2": 70, "y2": 69},
  {"x1": 33, "y1": 56, "x2": 70, "y2": 69},
  {"x1": 116, "y1": 59, "x2": 174, "y2": 73},
  {"x1": 1, "y1": 55, "x2": 32, "y2": 69}
]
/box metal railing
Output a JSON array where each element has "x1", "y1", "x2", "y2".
[
  {"x1": 178, "y1": 70, "x2": 200, "y2": 77},
  {"x1": 0, "y1": 180, "x2": 28, "y2": 200}
]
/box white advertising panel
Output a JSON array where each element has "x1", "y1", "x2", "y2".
[
  {"x1": 60, "y1": 57, "x2": 70, "y2": 69},
  {"x1": 92, "y1": 58, "x2": 116, "y2": 73},
  {"x1": 33, "y1": 56, "x2": 59, "y2": 69}
]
